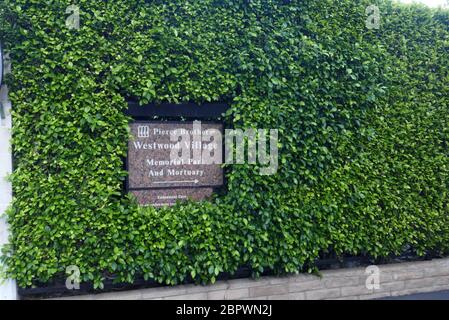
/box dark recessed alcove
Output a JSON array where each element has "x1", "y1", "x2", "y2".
[{"x1": 125, "y1": 101, "x2": 230, "y2": 120}]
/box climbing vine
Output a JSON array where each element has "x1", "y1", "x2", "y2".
[{"x1": 0, "y1": 0, "x2": 449, "y2": 289}]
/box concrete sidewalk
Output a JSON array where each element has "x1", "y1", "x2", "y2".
[{"x1": 382, "y1": 290, "x2": 449, "y2": 300}]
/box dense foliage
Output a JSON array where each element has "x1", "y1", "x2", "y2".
[{"x1": 1, "y1": 0, "x2": 449, "y2": 289}]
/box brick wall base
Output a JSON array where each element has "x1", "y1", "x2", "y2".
[{"x1": 51, "y1": 258, "x2": 449, "y2": 300}]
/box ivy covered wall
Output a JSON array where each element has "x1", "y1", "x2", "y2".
[{"x1": 0, "y1": 0, "x2": 449, "y2": 289}]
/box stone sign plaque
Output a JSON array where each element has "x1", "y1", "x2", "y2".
[{"x1": 127, "y1": 121, "x2": 223, "y2": 207}]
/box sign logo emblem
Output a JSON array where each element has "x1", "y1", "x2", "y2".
[{"x1": 137, "y1": 125, "x2": 150, "y2": 138}]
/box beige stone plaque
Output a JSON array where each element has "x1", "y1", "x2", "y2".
[{"x1": 128, "y1": 121, "x2": 223, "y2": 206}]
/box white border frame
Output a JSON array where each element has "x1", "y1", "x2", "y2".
[{"x1": 0, "y1": 83, "x2": 17, "y2": 300}]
